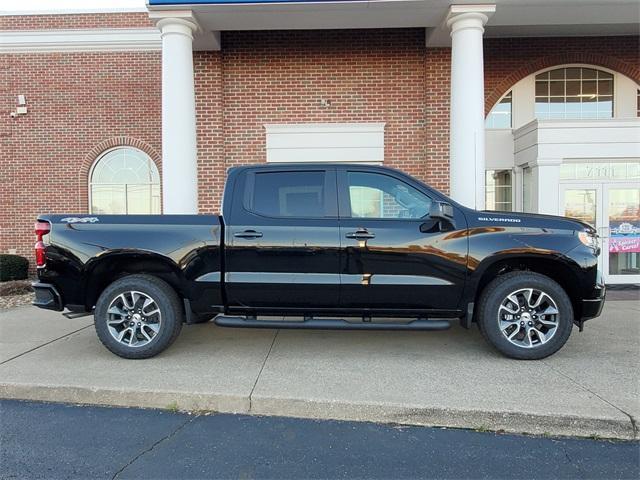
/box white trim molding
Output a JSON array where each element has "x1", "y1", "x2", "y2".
[
  {"x1": 0, "y1": 28, "x2": 162, "y2": 53},
  {"x1": 264, "y1": 123, "x2": 386, "y2": 163}
]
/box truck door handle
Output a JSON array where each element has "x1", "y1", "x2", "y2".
[
  {"x1": 345, "y1": 229, "x2": 375, "y2": 240},
  {"x1": 234, "y1": 230, "x2": 263, "y2": 239}
]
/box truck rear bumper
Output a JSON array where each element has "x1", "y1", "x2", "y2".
[{"x1": 32, "y1": 282, "x2": 63, "y2": 311}]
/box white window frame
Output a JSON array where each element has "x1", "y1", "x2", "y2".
[
  {"x1": 88, "y1": 146, "x2": 161, "y2": 215},
  {"x1": 533, "y1": 66, "x2": 615, "y2": 121}
]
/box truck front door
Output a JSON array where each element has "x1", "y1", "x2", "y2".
[
  {"x1": 224, "y1": 167, "x2": 340, "y2": 311},
  {"x1": 337, "y1": 167, "x2": 467, "y2": 313}
]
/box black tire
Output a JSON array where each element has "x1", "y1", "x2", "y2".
[
  {"x1": 94, "y1": 274, "x2": 183, "y2": 359},
  {"x1": 477, "y1": 271, "x2": 574, "y2": 360}
]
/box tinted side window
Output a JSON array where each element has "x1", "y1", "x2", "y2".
[
  {"x1": 347, "y1": 172, "x2": 432, "y2": 219},
  {"x1": 248, "y1": 171, "x2": 327, "y2": 217}
]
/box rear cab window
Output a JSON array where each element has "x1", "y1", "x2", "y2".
[{"x1": 242, "y1": 169, "x2": 337, "y2": 219}]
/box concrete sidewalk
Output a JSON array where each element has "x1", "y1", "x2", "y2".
[{"x1": 1, "y1": 300, "x2": 638, "y2": 440}]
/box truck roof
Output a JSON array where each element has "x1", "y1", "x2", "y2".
[{"x1": 228, "y1": 163, "x2": 397, "y2": 173}]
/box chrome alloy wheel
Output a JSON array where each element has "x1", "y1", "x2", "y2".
[
  {"x1": 498, "y1": 288, "x2": 559, "y2": 349},
  {"x1": 106, "y1": 291, "x2": 162, "y2": 348}
]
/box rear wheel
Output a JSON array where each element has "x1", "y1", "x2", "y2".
[
  {"x1": 477, "y1": 271, "x2": 573, "y2": 360},
  {"x1": 94, "y1": 274, "x2": 183, "y2": 359}
]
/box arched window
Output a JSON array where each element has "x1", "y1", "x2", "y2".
[
  {"x1": 90, "y1": 147, "x2": 161, "y2": 214},
  {"x1": 486, "y1": 91, "x2": 512, "y2": 129},
  {"x1": 535, "y1": 67, "x2": 613, "y2": 120}
]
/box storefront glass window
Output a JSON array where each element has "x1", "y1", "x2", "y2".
[
  {"x1": 486, "y1": 92, "x2": 512, "y2": 129},
  {"x1": 485, "y1": 170, "x2": 513, "y2": 211},
  {"x1": 535, "y1": 67, "x2": 613, "y2": 120},
  {"x1": 90, "y1": 148, "x2": 161, "y2": 214},
  {"x1": 608, "y1": 187, "x2": 640, "y2": 276}
]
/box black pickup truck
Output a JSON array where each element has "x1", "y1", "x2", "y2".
[{"x1": 33, "y1": 163, "x2": 605, "y2": 360}]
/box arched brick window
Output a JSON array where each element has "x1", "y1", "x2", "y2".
[
  {"x1": 486, "y1": 91, "x2": 512, "y2": 129},
  {"x1": 534, "y1": 66, "x2": 613, "y2": 120},
  {"x1": 89, "y1": 147, "x2": 161, "y2": 214}
]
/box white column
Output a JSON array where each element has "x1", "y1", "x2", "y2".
[
  {"x1": 512, "y1": 165, "x2": 524, "y2": 212},
  {"x1": 157, "y1": 17, "x2": 199, "y2": 214},
  {"x1": 446, "y1": 5, "x2": 494, "y2": 210}
]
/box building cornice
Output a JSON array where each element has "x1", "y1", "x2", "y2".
[{"x1": 0, "y1": 28, "x2": 161, "y2": 53}]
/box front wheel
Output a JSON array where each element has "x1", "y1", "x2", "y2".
[
  {"x1": 94, "y1": 274, "x2": 183, "y2": 359},
  {"x1": 477, "y1": 272, "x2": 574, "y2": 360}
]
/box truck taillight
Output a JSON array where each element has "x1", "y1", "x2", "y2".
[
  {"x1": 34, "y1": 221, "x2": 51, "y2": 268},
  {"x1": 35, "y1": 240, "x2": 46, "y2": 267},
  {"x1": 35, "y1": 221, "x2": 50, "y2": 237}
]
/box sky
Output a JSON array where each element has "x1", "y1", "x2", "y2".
[{"x1": 0, "y1": 0, "x2": 147, "y2": 13}]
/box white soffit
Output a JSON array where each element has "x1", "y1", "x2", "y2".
[
  {"x1": 146, "y1": 0, "x2": 639, "y2": 38},
  {"x1": 0, "y1": 28, "x2": 161, "y2": 53},
  {"x1": 265, "y1": 123, "x2": 386, "y2": 163},
  {"x1": 427, "y1": 1, "x2": 639, "y2": 46}
]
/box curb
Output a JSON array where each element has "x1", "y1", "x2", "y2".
[
  {"x1": 1, "y1": 382, "x2": 636, "y2": 440},
  {"x1": 251, "y1": 396, "x2": 637, "y2": 440}
]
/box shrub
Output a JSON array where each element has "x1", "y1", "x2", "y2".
[{"x1": 0, "y1": 254, "x2": 29, "y2": 282}]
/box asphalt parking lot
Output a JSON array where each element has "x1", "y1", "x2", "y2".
[{"x1": 2, "y1": 399, "x2": 638, "y2": 480}]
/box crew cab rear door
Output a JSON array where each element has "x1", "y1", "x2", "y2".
[
  {"x1": 337, "y1": 166, "x2": 468, "y2": 312},
  {"x1": 224, "y1": 166, "x2": 340, "y2": 310}
]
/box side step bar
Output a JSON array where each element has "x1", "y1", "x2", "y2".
[
  {"x1": 63, "y1": 311, "x2": 92, "y2": 319},
  {"x1": 214, "y1": 316, "x2": 451, "y2": 331}
]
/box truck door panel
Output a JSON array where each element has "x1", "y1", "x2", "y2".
[
  {"x1": 337, "y1": 168, "x2": 467, "y2": 311},
  {"x1": 224, "y1": 168, "x2": 340, "y2": 310}
]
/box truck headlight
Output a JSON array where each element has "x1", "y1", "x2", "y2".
[{"x1": 578, "y1": 231, "x2": 599, "y2": 251}]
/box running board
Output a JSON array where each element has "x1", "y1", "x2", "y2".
[
  {"x1": 213, "y1": 316, "x2": 451, "y2": 331},
  {"x1": 63, "y1": 311, "x2": 92, "y2": 319}
]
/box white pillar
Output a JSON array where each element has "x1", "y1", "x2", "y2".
[
  {"x1": 157, "y1": 17, "x2": 199, "y2": 214},
  {"x1": 446, "y1": 5, "x2": 494, "y2": 210},
  {"x1": 513, "y1": 165, "x2": 523, "y2": 212}
]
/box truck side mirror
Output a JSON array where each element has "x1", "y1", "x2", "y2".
[
  {"x1": 429, "y1": 201, "x2": 454, "y2": 220},
  {"x1": 423, "y1": 201, "x2": 455, "y2": 232}
]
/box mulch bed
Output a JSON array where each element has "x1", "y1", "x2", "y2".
[
  {"x1": 0, "y1": 292, "x2": 34, "y2": 310},
  {"x1": 0, "y1": 280, "x2": 34, "y2": 310}
]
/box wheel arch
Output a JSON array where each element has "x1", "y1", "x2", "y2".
[
  {"x1": 82, "y1": 251, "x2": 187, "y2": 310},
  {"x1": 468, "y1": 254, "x2": 583, "y2": 325}
]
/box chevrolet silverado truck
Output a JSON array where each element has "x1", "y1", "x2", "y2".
[{"x1": 32, "y1": 163, "x2": 605, "y2": 360}]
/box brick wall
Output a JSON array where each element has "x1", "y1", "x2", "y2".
[
  {"x1": 0, "y1": 50, "x2": 161, "y2": 264},
  {"x1": 1, "y1": 12, "x2": 638, "y2": 268},
  {"x1": 484, "y1": 36, "x2": 640, "y2": 113},
  {"x1": 0, "y1": 13, "x2": 153, "y2": 30},
  {"x1": 196, "y1": 28, "x2": 431, "y2": 213}
]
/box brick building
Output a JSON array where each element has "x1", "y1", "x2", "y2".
[{"x1": 1, "y1": 1, "x2": 639, "y2": 284}]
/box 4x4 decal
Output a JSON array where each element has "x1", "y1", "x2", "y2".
[{"x1": 60, "y1": 217, "x2": 99, "y2": 224}]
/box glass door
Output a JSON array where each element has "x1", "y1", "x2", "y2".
[
  {"x1": 603, "y1": 184, "x2": 640, "y2": 284},
  {"x1": 560, "y1": 183, "x2": 604, "y2": 274}
]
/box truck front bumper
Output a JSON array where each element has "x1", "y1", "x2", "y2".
[
  {"x1": 32, "y1": 282, "x2": 63, "y2": 311},
  {"x1": 581, "y1": 295, "x2": 605, "y2": 320},
  {"x1": 579, "y1": 271, "x2": 606, "y2": 325}
]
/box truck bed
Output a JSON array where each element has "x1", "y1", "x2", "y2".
[{"x1": 35, "y1": 214, "x2": 223, "y2": 315}]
